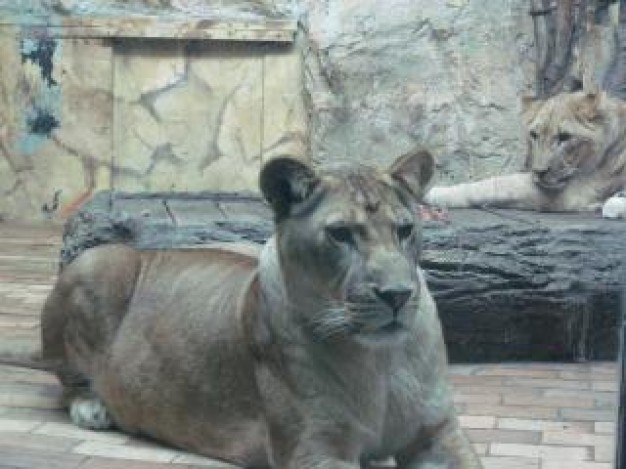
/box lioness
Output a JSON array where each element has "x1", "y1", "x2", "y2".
[
  {"x1": 425, "y1": 90, "x2": 626, "y2": 216},
  {"x1": 35, "y1": 151, "x2": 480, "y2": 468}
]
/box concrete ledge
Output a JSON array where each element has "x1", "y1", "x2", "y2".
[{"x1": 1, "y1": 16, "x2": 296, "y2": 42}]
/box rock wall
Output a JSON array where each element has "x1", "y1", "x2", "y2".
[
  {"x1": 0, "y1": 3, "x2": 304, "y2": 220},
  {"x1": 0, "y1": 0, "x2": 620, "y2": 220},
  {"x1": 303, "y1": 0, "x2": 618, "y2": 183}
]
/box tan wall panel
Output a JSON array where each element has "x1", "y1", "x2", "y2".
[
  {"x1": 113, "y1": 41, "x2": 264, "y2": 193},
  {"x1": 0, "y1": 33, "x2": 113, "y2": 220}
]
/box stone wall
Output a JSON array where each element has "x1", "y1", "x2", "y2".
[
  {"x1": 0, "y1": 2, "x2": 304, "y2": 220},
  {"x1": 303, "y1": 0, "x2": 619, "y2": 183},
  {"x1": 0, "y1": 0, "x2": 620, "y2": 220}
]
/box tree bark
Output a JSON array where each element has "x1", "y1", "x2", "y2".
[{"x1": 62, "y1": 192, "x2": 626, "y2": 363}]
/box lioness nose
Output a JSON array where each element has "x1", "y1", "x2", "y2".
[{"x1": 374, "y1": 287, "x2": 413, "y2": 313}]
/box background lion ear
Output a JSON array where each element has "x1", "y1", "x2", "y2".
[
  {"x1": 389, "y1": 149, "x2": 435, "y2": 200},
  {"x1": 521, "y1": 95, "x2": 543, "y2": 123},
  {"x1": 578, "y1": 88, "x2": 604, "y2": 120},
  {"x1": 259, "y1": 157, "x2": 319, "y2": 221},
  {"x1": 521, "y1": 95, "x2": 538, "y2": 112}
]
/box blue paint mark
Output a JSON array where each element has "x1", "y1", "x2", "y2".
[
  {"x1": 20, "y1": 37, "x2": 57, "y2": 87},
  {"x1": 18, "y1": 131, "x2": 49, "y2": 155},
  {"x1": 27, "y1": 106, "x2": 59, "y2": 135},
  {"x1": 16, "y1": 33, "x2": 63, "y2": 155}
]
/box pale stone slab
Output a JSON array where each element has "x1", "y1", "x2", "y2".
[
  {"x1": 497, "y1": 418, "x2": 593, "y2": 433},
  {"x1": 490, "y1": 442, "x2": 590, "y2": 460},
  {"x1": 73, "y1": 441, "x2": 179, "y2": 462},
  {"x1": 542, "y1": 463, "x2": 611, "y2": 469},
  {"x1": 594, "y1": 422, "x2": 616, "y2": 434},
  {"x1": 0, "y1": 431, "x2": 81, "y2": 452},
  {"x1": 113, "y1": 41, "x2": 264, "y2": 194},
  {"x1": 34, "y1": 422, "x2": 130, "y2": 444},
  {"x1": 0, "y1": 417, "x2": 42, "y2": 432},
  {"x1": 458, "y1": 415, "x2": 496, "y2": 429},
  {"x1": 261, "y1": 45, "x2": 307, "y2": 162},
  {"x1": 172, "y1": 452, "x2": 239, "y2": 467},
  {"x1": 481, "y1": 456, "x2": 539, "y2": 469}
]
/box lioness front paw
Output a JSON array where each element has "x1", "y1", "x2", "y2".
[{"x1": 70, "y1": 397, "x2": 114, "y2": 430}]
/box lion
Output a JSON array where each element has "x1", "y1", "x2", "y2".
[
  {"x1": 425, "y1": 90, "x2": 626, "y2": 217},
  {"x1": 18, "y1": 150, "x2": 482, "y2": 468}
]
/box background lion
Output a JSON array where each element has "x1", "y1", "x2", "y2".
[{"x1": 425, "y1": 90, "x2": 626, "y2": 218}]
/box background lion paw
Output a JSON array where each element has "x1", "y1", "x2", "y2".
[{"x1": 601, "y1": 192, "x2": 626, "y2": 219}]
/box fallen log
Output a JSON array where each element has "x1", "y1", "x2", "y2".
[{"x1": 61, "y1": 192, "x2": 626, "y2": 363}]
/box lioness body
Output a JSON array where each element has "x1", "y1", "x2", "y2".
[
  {"x1": 44, "y1": 246, "x2": 266, "y2": 464},
  {"x1": 425, "y1": 91, "x2": 626, "y2": 215},
  {"x1": 41, "y1": 152, "x2": 481, "y2": 468}
]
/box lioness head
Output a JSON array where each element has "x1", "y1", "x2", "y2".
[
  {"x1": 260, "y1": 150, "x2": 434, "y2": 342},
  {"x1": 524, "y1": 90, "x2": 619, "y2": 191}
]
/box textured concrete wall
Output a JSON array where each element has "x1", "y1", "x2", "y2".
[
  {"x1": 302, "y1": 0, "x2": 617, "y2": 183},
  {"x1": 0, "y1": 1, "x2": 618, "y2": 220},
  {"x1": 0, "y1": 2, "x2": 304, "y2": 220},
  {"x1": 0, "y1": 0, "x2": 296, "y2": 18}
]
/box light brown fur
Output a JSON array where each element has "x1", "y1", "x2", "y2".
[
  {"x1": 38, "y1": 151, "x2": 481, "y2": 468},
  {"x1": 425, "y1": 90, "x2": 626, "y2": 213}
]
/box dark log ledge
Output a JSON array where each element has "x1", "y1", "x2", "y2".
[{"x1": 61, "y1": 192, "x2": 626, "y2": 363}]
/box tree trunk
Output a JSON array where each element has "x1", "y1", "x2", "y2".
[{"x1": 62, "y1": 192, "x2": 626, "y2": 363}]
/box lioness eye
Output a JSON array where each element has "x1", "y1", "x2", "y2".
[
  {"x1": 557, "y1": 132, "x2": 572, "y2": 143},
  {"x1": 325, "y1": 225, "x2": 354, "y2": 245},
  {"x1": 397, "y1": 223, "x2": 414, "y2": 241}
]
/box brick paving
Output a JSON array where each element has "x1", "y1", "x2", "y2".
[{"x1": 0, "y1": 223, "x2": 618, "y2": 468}]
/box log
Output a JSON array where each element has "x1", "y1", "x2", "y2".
[
  {"x1": 61, "y1": 192, "x2": 626, "y2": 363},
  {"x1": 421, "y1": 208, "x2": 625, "y2": 362}
]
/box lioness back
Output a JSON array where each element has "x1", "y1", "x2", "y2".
[{"x1": 44, "y1": 244, "x2": 258, "y2": 361}]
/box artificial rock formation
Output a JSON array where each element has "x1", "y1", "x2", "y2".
[
  {"x1": 62, "y1": 193, "x2": 626, "y2": 363},
  {"x1": 0, "y1": 0, "x2": 621, "y2": 221},
  {"x1": 0, "y1": 4, "x2": 304, "y2": 220}
]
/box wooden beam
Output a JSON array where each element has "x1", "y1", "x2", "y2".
[{"x1": 0, "y1": 16, "x2": 296, "y2": 42}]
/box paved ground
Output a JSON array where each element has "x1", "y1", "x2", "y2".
[{"x1": 0, "y1": 223, "x2": 618, "y2": 468}]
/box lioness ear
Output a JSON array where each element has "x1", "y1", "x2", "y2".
[
  {"x1": 389, "y1": 149, "x2": 434, "y2": 200},
  {"x1": 260, "y1": 157, "x2": 319, "y2": 221}
]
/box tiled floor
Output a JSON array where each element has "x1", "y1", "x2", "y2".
[{"x1": 0, "y1": 223, "x2": 618, "y2": 468}]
